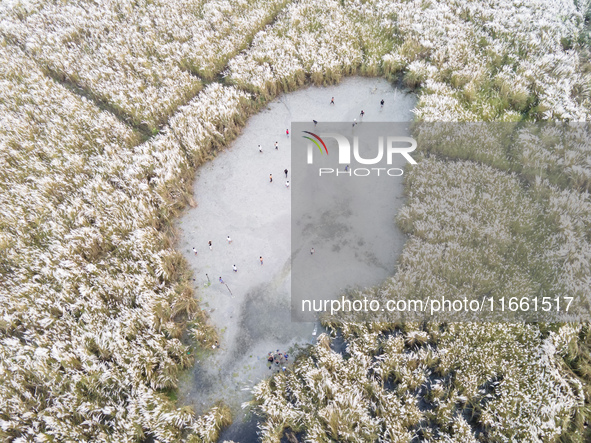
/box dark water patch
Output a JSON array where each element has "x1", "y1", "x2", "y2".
[
  {"x1": 280, "y1": 429, "x2": 305, "y2": 443},
  {"x1": 217, "y1": 414, "x2": 260, "y2": 443},
  {"x1": 236, "y1": 283, "x2": 293, "y2": 351},
  {"x1": 329, "y1": 332, "x2": 348, "y2": 355},
  {"x1": 188, "y1": 363, "x2": 215, "y2": 393}
]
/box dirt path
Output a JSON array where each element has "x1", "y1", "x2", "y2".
[{"x1": 176, "y1": 77, "x2": 416, "y2": 441}]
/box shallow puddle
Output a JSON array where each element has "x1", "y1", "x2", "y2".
[{"x1": 176, "y1": 77, "x2": 416, "y2": 439}]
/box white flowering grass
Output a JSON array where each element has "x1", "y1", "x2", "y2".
[
  {"x1": 515, "y1": 124, "x2": 591, "y2": 193},
  {"x1": 0, "y1": 41, "x2": 252, "y2": 440},
  {"x1": 247, "y1": 56, "x2": 591, "y2": 443},
  {"x1": 404, "y1": 124, "x2": 591, "y2": 320},
  {"x1": 251, "y1": 120, "x2": 591, "y2": 437},
  {"x1": 382, "y1": 157, "x2": 561, "y2": 321},
  {"x1": 228, "y1": 0, "x2": 590, "y2": 121},
  {"x1": 2, "y1": 0, "x2": 591, "y2": 440},
  {"x1": 0, "y1": 0, "x2": 286, "y2": 130},
  {"x1": 380, "y1": 0, "x2": 591, "y2": 121},
  {"x1": 415, "y1": 123, "x2": 591, "y2": 193},
  {"x1": 248, "y1": 324, "x2": 583, "y2": 441},
  {"x1": 228, "y1": 0, "x2": 366, "y2": 97}
]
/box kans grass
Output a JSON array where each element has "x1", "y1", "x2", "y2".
[{"x1": 1, "y1": 0, "x2": 591, "y2": 441}]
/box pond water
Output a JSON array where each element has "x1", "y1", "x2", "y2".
[{"x1": 176, "y1": 77, "x2": 416, "y2": 441}]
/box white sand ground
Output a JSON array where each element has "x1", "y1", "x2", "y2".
[{"x1": 176, "y1": 77, "x2": 416, "y2": 440}]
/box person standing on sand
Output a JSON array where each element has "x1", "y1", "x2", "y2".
[
  {"x1": 270, "y1": 173, "x2": 273, "y2": 183},
  {"x1": 360, "y1": 110, "x2": 365, "y2": 118},
  {"x1": 284, "y1": 168, "x2": 288, "y2": 178},
  {"x1": 208, "y1": 240, "x2": 212, "y2": 251},
  {"x1": 233, "y1": 264, "x2": 237, "y2": 272},
  {"x1": 227, "y1": 236, "x2": 232, "y2": 244},
  {"x1": 258, "y1": 144, "x2": 262, "y2": 153},
  {"x1": 286, "y1": 129, "x2": 289, "y2": 137},
  {"x1": 192, "y1": 247, "x2": 197, "y2": 256},
  {"x1": 380, "y1": 99, "x2": 384, "y2": 107},
  {"x1": 345, "y1": 165, "x2": 349, "y2": 171},
  {"x1": 275, "y1": 141, "x2": 278, "y2": 150},
  {"x1": 260, "y1": 256, "x2": 264, "y2": 265},
  {"x1": 310, "y1": 247, "x2": 315, "y2": 255},
  {"x1": 285, "y1": 180, "x2": 290, "y2": 188},
  {"x1": 219, "y1": 276, "x2": 224, "y2": 284},
  {"x1": 330, "y1": 97, "x2": 334, "y2": 105}
]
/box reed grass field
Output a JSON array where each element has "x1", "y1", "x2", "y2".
[{"x1": 1, "y1": 0, "x2": 591, "y2": 441}]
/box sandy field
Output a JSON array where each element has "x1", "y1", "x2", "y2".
[{"x1": 176, "y1": 77, "x2": 416, "y2": 441}]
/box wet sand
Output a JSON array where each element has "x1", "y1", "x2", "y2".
[{"x1": 175, "y1": 77, "x2": 416, "y2": 440}]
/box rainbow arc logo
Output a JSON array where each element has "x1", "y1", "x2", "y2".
[{"x1": 302, "y1": 131, "x2": 328, "y2": 155}]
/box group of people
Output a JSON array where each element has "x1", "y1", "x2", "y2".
[
  {"x1": 196, "y1": 127, "x2": 297, "y2": 290},
  {"x1": 192, "y1": 234, "x2": 256, "y2": 288},
  {"x1": 267, "y1": 350, "x2": 289, "y2": 372},
  {"x1": 324, "y1": 96, "x2": 385, "y2": 127},
  {"x1": 330, "y1": 95, "x2": 384, "y2": 107},
  {"x1": 201, "y1": 95, "x2": 384, "y2": 367},
  {"x1": 261, "y1": 141, "x2": 290, "y2": 188}
]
